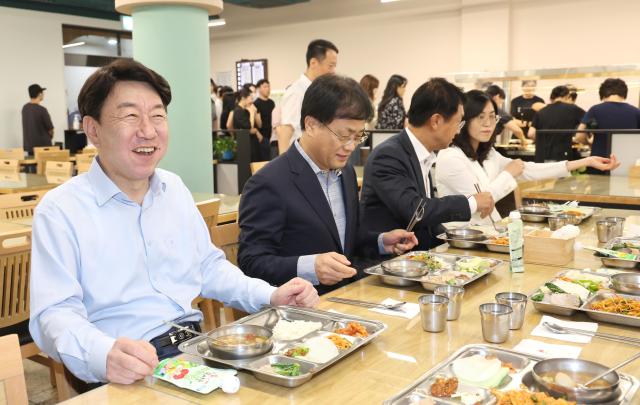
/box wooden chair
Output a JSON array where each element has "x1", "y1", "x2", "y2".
[
  {"x1": 250, "y1": 161, "x2": 269, "y2": 175},
  {"x1": 0, "y1": 230, "x2": 72, "y2": 402},
  {"x1": 193, "y1": 199, "x2": 222, "y2": 330},
  {"x1": 76, "y1": 161, "x2": 91, "y2": 174},
  {"x1": 629, "y1": 165, "x2": 640, "y2": 178},
  {"x1": 0, "y1": 159, "x2": 20, "y2": 174},
  {"x1": 33, "y1": 145, "x2": 60, "y2": 158},
  {"x1": 0, "y1": 148, "x2": 25, "y2": 160},
  {"x1": 75, "y1": 153, "x2": 96, "y2": 165},
  {"x1": 0, "y1": 190, "x2": 47, "y2": 221},
  {"x1": 0, "y1": 334, "x2": 28, "y2": 405},
  {"x1": 211, "y1": 221, "x2": 247, "y2": 323},
  {"x1": 36, "y1": 150, "x2": 70, "y2": 175},
  {"x1": 45, "y1": 161, "x2": 73, "y2": 178}
]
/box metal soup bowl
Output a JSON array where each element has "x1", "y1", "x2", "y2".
[
  {"x1": 445, "y1": 228, "x2": 485, "y2": 248},
  {"x1": 382, "y1": 259, "x2": 428, "y2": 278},
  {"x1": 521, "y1": 205, "x2": 550, "y2": 215},
  {"x1": 611, "y1": 272, "x2": 640, "y2": 295},
  {"x1": 532, "y1": 358, "x2": 620, "y2": 403},
  {"x1": 206, "y1": 324, "x2": 273, "y2": 359}
]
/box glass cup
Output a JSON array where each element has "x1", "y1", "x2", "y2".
[
  {"x1": 596, "y1": 220, "x2": 617, "y2": 243},
  {"x1": 434, "y1": 285, "x2": 464, "y2": 321},
  {"x1": 495, "y1": 292, "x2": 528, "y2": 330},
  {"x1": 419, "y1": 294, "x2": 449, "y2": 333},
  {"x1": 479, "y1": 303, "x2": 512, "y2": 343}
]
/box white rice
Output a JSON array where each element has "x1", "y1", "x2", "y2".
[
  {"x1": 300, "y1": 336, "x2": 339, "y2": 363},
  {"x1": 272, "y1": 319, "x2": 322, "y2": 340}
]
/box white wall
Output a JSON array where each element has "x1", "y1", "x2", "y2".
[
  {"x1": 0, "y1": 7, "x2": 121, "y2": 149},
  {"x1": 210, "y1": 0, "x2": 640, "y2": 111}
]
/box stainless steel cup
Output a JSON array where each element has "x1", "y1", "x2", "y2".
[
  {"x1": 419, "y1": 294, "x2": 449, "y2": 333},
  {"x1": 548, "y1": 216, "x2": 567, "y2": 231},
  {"x1": 605, "y1": 216, "x2": 626, "y2": 238},
  {"x1": 596, "y1": 220, "x2": 616, "y2": 243},
  {"x1": 479, "y1": 303, "x2": 512, "y2": 343},
  {"x1": 434, "y1": 285, "x2": 464, "y2": 321},
  {"x1": 495, "y1": 292, "x2": 528, "y2": 330}
]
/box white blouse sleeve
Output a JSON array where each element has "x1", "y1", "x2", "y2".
[{"x1": 520, "y1": 160, "x2": 570, "y2": 181}]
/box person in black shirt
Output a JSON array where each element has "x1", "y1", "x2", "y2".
[
  {"x1": 253, "y1": 79, "x2": 275, "y2": 160},
  {"x1": 510, "y1": 80, "x2": 545, "y2": 138},
  {"x1": 22, "y1": 84, "x2": 54, "y2": 155},
  {"x1": 485, "y1": 85, "x2": 528, "y2": 145},
  {"x1": 227, "y1": 87, "x2": 262, "y2": 162},
  {"x1": 529, "y1": 86, "x2": 585, "y2": 163}
]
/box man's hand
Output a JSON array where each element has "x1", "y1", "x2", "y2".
[
  {"x1": 106, "y1": 338, "x2": 158, "y2": 384},
  {"x1": 314, "y1": 252, "x2": 357, "y2": 285},
  {"x1": 271, "y1": 277, "x2": 319, "y2": 307},
  {"x1": 382, "y1": 230, "x2": 418, "y2": 255},
  {"x1": 473, "y1": 192, "x2": 495, "y2": 218}
]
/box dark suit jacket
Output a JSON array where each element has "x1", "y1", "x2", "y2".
[
  {"x1": 360, "y1": 130, "x2": 471, "y2": 250},
  {"x1": 238, "y1": 145, "x2": 378, "y2": 295}
]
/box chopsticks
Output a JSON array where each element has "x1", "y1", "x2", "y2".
[
  {"x1": 327, "y1": 297, "x2": 405, "y2": 310},
  {"x1": 406, "y1": 198, "x2": 426, "y2": 233}
]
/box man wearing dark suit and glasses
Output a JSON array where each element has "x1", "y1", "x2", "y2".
[
  {"x1": 360, "y1": 78, "x2": 495, "y2": 251},
  {"x1": 239, "y1": 75, "x2": 418, "y2": 294}
]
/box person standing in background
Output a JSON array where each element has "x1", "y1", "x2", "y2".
[
  {"x1": 485, "y1": 85, "x2": 528, "y2": 146},
  {"x1": 227, "y1": 88, "x2": 263, "y2": 162},
  {"x1": 22, "y1": 83, "x2": 54, "y2": 155},
  {"x1": 510, "y1": 80, "x2": 545, "y2": 139},
  {"x1": 359, "y1": 74, "x2": 379, "y2": 130},
  {"x1": 529, "y1": 85, "x2": 585, "y2": 163},
  {"x1": 376, "y1": 75, "x2": 407, "y2": 130},
  {"x1": 210, "y1": 79, "x2": 218, "y2": 131},
  {"x1": 576, "y1": 78, "x2": 640, "y2": 174},
  {"x1": 254, "y1": 79, "x2": 275, "y2": 161},
  {"x1": 280, "y1": 39, "x2": 339, "y2": 150}
]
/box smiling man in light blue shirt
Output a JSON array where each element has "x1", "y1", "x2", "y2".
[{"x1": 28, "y1": 59, "x2": 318, "y2": 386}]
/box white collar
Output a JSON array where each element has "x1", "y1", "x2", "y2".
[
  {"x1": 406, "y1": 127, "x2": 436, "y2": 166},
  {"x1": 299, "y1": 73, "x2": 312, "y2": 86}
]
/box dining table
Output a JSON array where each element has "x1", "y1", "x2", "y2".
[
  {"x1": 0, "y1": 173, "x2": 61, "y2": 194},
  {"x1": 518, "y1": 174, "x2": 640, "y2": 208},
  {"x1": 61, "y1": 208, "x2": 640, "y2": 404}
]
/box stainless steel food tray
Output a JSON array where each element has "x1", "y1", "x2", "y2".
[
  {"x1": 597, "y1": 238, "x2": 640, "y2": 270},
  {"x1": 364, "y1": 252, "x2": 504, "y2": 291},
  {"x1": 178, "y1": 306, "x2": 386, "y2": 387},
  {"x1": 384, "y1": 344, "x2": 639, "y2": 405},
  {"x1": 530, "y1": 270, "x2": 640, "y2": 327},
  {"x1": 519, "y1": 204, "x2": 601, "y2": 223},
  {"x1": 436, "y1": 232, "x2": 510, "y2": 253}
]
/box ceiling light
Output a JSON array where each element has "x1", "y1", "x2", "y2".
[
  {"x1": 381, "y1": 0, "x2": 401, "y2": 3},
  {"x1": 208, "y1": 18, "x2": 226, "y2": 28},
  {"x1": 62, "y1": 41, "x2": 85, "y2": 49},
  {"x1": 108, "y1": 39, "x2": 118, "y2": 46}
]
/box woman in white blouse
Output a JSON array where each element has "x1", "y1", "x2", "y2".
[{"x1": 436, "y1": 90, "x2": 619, "y2": 225}]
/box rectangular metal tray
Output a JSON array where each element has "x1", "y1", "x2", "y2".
[
  {"x1": 178, "y1": 306, "x2": 386, "y2": 387},
  {"x1": 519, "y1": 203, "x2": 601, "y2": 223},
  {"x1": 364, "y1": 252, "x2": 504, "y2": 291},
  {"x1": 597, "y1": 237, "x2": 640, "y2": 270},
  {"x1": 436, "y1": 232, "x2": 510, "y2": 253},
  {"x1": 530, "y1": 270, "x2": 640, "y2": 327},
  {"x1": 384, "y1": 344, "x2": 639, "y2": 405}
]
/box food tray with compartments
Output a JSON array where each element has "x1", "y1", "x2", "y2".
[
  {"x1": 436, "y1": 232, "x2": 510, "y2": 253},
  {"x1": 596, "y1": 238, "x2": 640, "y2": 270},
  {"x1": 384, "y1": 344, "x2": 639, "y2": 405},
  {"x1": 364, "y1": 251, "x2": 504, "y2": 291},
  {"x1": 529, "y1": 269, "x2": 640, "y2": 327},
  {"x1": 178, "y1": 306, "x2": 386, "y2": 387}
]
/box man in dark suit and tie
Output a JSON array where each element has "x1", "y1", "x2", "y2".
[
  {"x1": 360, "y1": 78, "x2": 495, "y2": 251},
  {"x1": 239, "y1": 75, "x2": 418, "y2": 294}
]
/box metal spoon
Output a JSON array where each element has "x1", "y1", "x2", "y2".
[
  {"x1": 327, "y1": 297, "x2": 406, "y2": 310},
  {"x1": 581, "y1": 351, "x2": 640, "y2": 388},
  {"x1": 543, "y1": 322, "x2": 640, "y2": 346}
]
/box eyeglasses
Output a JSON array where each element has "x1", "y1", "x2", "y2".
[
  {"x1": 321, "y1": 123, "x2": 369, "y2": 146},
  {"x1": 474, "y1": 114, "x2": 500, "y2": 125}
]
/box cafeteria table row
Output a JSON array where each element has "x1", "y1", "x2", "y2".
[{"x1": 61, "y1": 208, "x2": 640, "y2": 404}]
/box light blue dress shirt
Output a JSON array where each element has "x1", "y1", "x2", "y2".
[
  {"x1": 29, "y1": 159, "x2": 275, "y2": 383},
  {"x1": 294, "y1": 141, "x2": 386, "y2": 284}
]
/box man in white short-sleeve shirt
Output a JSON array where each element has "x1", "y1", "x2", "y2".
[{"x1": 280, "y1": 39, "x2": 338, "y2": 149}]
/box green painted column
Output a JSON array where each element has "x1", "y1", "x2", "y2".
[{"x1": 116, "y1": 1, "x2": 220, "y2": 193}]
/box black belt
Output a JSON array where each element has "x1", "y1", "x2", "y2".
[{"x1": 150, "y1": 321, "x2": 201, "y2": 348}]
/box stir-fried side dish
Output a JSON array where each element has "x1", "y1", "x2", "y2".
[
  {"x1": 335, "y1": 322, "x2": 369, "y2": 338},
  {"x1": 488, "y1": 236, "x2": 510, "y2": 246},
  {"x1": 429, "y1": 377, "x2": 458, "y2": 397},
  {"x1": 407, "y1": 252, "x2": 446, "y2": 270},
  {"x1": 492, "y1": 389, "x2": 576, "y2": 405},
  {"x1": 611, "y1": 242, "x2": 640, "y2": 256},
  {"x1": 269, "y1": 363, "x2": 302, "y2": 377},
  {"x1": 590, "y1": 296, "x2": 640, "y2": 317},
  {"x1": 284, "y1": 346, "x2": 309, "y2": 357},
  {"x1": 326, "y1": 334, "x2": 352, "y2": 350}
]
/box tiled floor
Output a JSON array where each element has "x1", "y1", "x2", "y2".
[{"x1": 24, "y1": 359, "x2": 57, "y2": 405}]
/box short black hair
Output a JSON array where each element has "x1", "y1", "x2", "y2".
[
  {"x1": 306, "y1": 39, "x2": 339, "y2": 67},
  {"x1": 242, "y1": 83, "x2": 255, "y2": 91},
  {"x1": 550, "y1": 85, "x2": 570, "y2": 101},
  {"x1": 300, "y1": 75, "x2": 373, "y2": 130},
  {"x1": 256, "y1": 79, "x2": 269, "y2": 87},
  {"x1": 453, "y1": 90, "x2": 498, "y2": 165},
  {"x1": 407, "y1": 78, "x2": 465, "y2": 127},
  {"x1": 485, "y1": 85, "x2": 505, "y2": 99},
  {"x1": 78, "y1": 59, "x2": 171, "y2": 121},
  {"x1": 522, "y1": 80, "x2": 537, "y2": 87},
  {"x1": 599, "y1": 78, "x2": 627, "y2": 99},
  {"x1": 566, "y1": 84, "x2": 578, "y2": 101}
]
